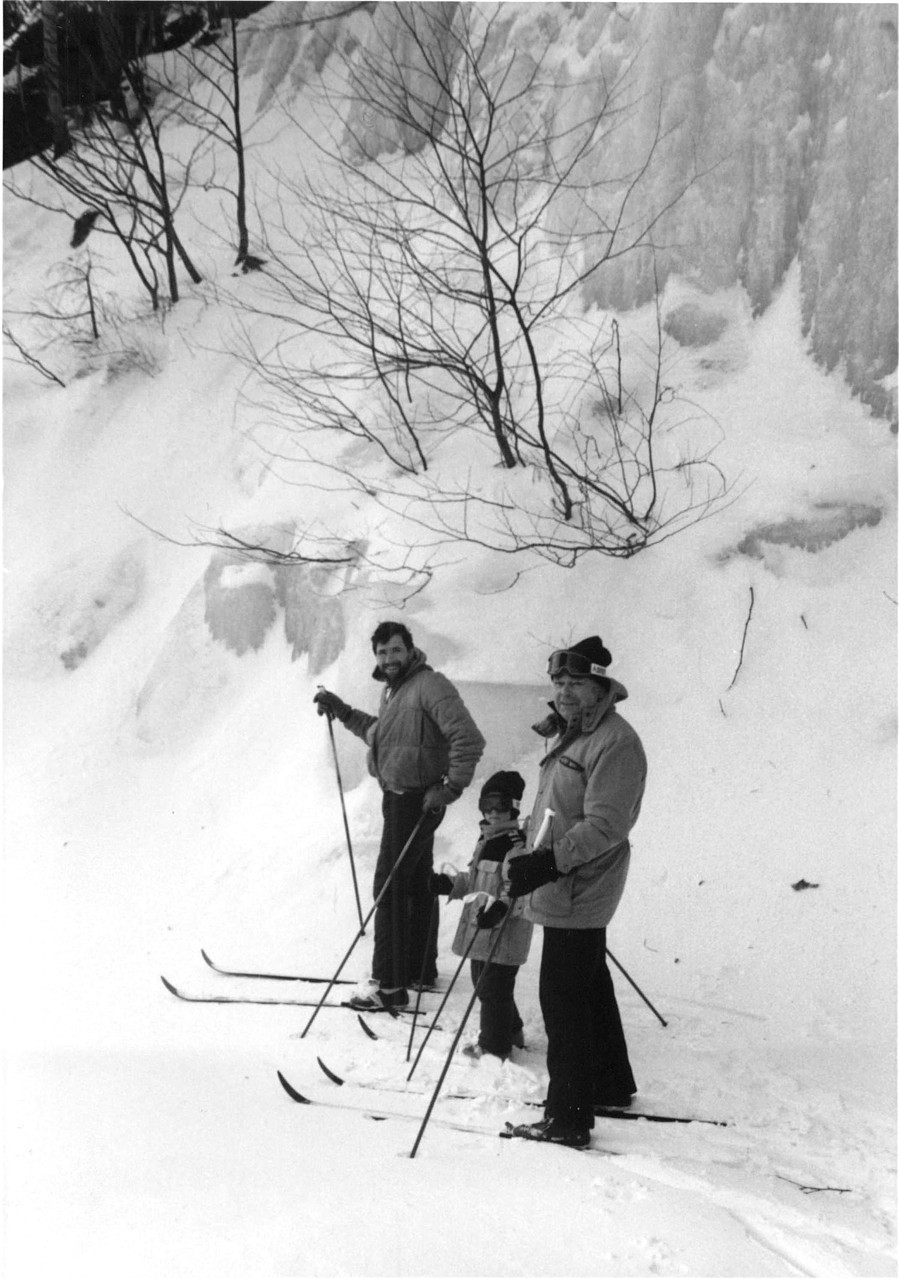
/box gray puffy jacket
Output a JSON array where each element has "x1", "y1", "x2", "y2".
[{"x1": 343, "y1": 648, "x2": 485, "y2": 795}]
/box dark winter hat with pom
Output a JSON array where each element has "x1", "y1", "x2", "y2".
[
  {"x1": 478, "y1": 770, "x2": 526, "y2": 813},
  {"x1": 547, "y1": 635, "x2": 612, "y2": 681}
]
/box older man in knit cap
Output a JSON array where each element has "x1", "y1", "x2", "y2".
[{"x1": 507, "y1": 636, "x2": 647, "y2": 1149}]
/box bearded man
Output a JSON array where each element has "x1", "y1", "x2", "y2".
[{"x1": 314, "y1": 621, "x2": 485, "y2": 1010}]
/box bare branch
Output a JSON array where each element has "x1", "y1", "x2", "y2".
[
  {"x1": 3, "y1": 322, "x2": 66, "y2": 385},
  {"x1": 225, "y1": 2, "x2": 731, "y2": 564}
]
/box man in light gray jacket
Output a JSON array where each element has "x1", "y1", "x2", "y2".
[
  {"x1": 314, "y1": 621, "x2": 485, "y2": 1011},
  {"x1": 507, "y1": 635, "x2": 647, "y2": 1148}
]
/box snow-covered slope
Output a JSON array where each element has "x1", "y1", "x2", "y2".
[{"x1": 3, "y1": 5, "x2": 896, "y2": 1276}]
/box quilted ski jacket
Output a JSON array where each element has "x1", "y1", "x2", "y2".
[{"x1": 342, "y1": 648, "x2": 485, "y2": 796}]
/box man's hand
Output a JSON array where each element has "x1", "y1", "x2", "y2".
[
  {"x1": 430, "y1": 872, "x2": 454, "y2": 895},
  {"x1": 507, "y1": 848, "x2": 561, "y2": 898},
  {"x1": 422, "y1": 782, "x2": 460, "y2": 812},
  {"x1": 313, "y1": 688, "x2": 351, "y2": 722}
]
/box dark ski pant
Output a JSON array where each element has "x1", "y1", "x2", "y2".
[
  {"x1": 470, "y1": 958, "x2": 523, "y2": 1058},
  {"x1": 372, "y1": 790, "x2": 443, "y2": 990},
  {"x1": 539, "y1": 926, "x2": 637, "y2": 1130}
]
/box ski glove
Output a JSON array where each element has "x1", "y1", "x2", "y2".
[
  {"x1": 476, "y1": 900, "x2": 508, "y2": 929},
  {"x1": 313, "y1": 689, "x2": 351, "y2": 722},
  {"x1": 430, "y1": 872, "x2": 454, "y2": 895},
  {"x1": 507, "y1": 848, "x2": 561, "y2": 898},
  {"x1": 422, "y1": 782, "x2": 461, "y2": 812}
]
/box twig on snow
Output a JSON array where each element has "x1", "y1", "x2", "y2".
[
  {"x1": 776, "y1": 1174, "x2": 852, "y2": 1195},
  {"x1": 727, "y1": 585, "x2": 755, "y2": 691}
]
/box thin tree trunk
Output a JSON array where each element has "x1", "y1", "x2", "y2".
[
  {"x1": 230, "y1": 18, "x2": 249, "y2": 264},
  {"x1": 41, "y1": 1, "x2": 72, "y2": 157}
]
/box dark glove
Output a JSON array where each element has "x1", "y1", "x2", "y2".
[
  {"x1": 507, "y1": 848, "x2": 560, "y2": 898},
  {"x1": 430, "y1": 872, "x2": 454, "y2": 895},
  {"x1": 313, "y1": 688, "x2": 351, "y2": 722},
  {"x1": 476, "y1": 899, "x2": 508, "y2": 929},
  {"x1": 422, "y1": 782, "x2": 460, "y2": 812}
]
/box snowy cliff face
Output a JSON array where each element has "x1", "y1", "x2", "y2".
[
  {"x1": 245, "y1": 1, "x2": 897, "y2": 420},
  {"x1": 579, "y1": 2, "x2": 898, "y2": 421}
]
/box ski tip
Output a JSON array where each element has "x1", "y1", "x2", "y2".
[
  {"x1": 316, "y1": 1057, "x2": 345, "y2": 1086},
  {"x1": 277, "y1": 1071, "x2": 311, "y2": 1104},
  {"x1": 200, "y1": 948, "x2": 215, "y2": 969},
  {"x1": 160, "y1": 975, "x2": 179, "y2": 996},
  {"x1": 357, "y1": 1014, "x2": 378, "y2": 1040}
]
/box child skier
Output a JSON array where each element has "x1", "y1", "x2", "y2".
[{"x1": 432, "y1": 770, "x2": 533, "y2": 1060}]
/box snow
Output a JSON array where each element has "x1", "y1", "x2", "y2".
[{"x1": 2, "y1": 5, "x2": 896, "y2": 1277}]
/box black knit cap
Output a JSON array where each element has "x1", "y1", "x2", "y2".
[
  {"x1": 569, "y1": 635, "x2": 612, "y2": 671},
  {"x1": 478, "y1": 770, "x2": 526, "y2": 813}
]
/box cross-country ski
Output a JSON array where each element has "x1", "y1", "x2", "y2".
[
  {"x1": 200, "y1": 949, "x2": 357, "y2": 984},
  {"x1": 160, "y1": 975, "x2": 400, "y2": 1015},
  {"x1": 277, "y1": 1073, "x2": 622, "y2": 1154},
  {"x1": 313, "y1": 1056, "x2": 729, "y2": 1124}
]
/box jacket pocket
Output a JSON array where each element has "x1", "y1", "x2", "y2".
[{"x1": 531, "y1": 874, "x2": 575, "y2": 919}]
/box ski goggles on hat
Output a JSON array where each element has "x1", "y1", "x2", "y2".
[{"x1": 547, "y1": 649, "x2": 608, "y2": 678}]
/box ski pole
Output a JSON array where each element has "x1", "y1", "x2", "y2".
[
  {"x1": 406, "y1": 923, "x2": 480, "y2": 1080},
  {"x1": 299, "y1": 812, "x2": 428, "y2": 1038},
  {"x1": 319, "y1": 690, "x2": 365, "y2": 932},
  {"x1": 606, "y1": 948, "x2": 668, "y2": 1028},
  {"x1": 409, "y1": 906, "x2": 514, "y2": 1158},
  {"x1": 406, "y1": 895, "x2": 439, "y2": 1062}
]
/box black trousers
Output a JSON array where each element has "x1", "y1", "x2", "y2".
[
  {"x1": 470, "y1": 959, "x2": 523, "y2": 1058},
  {"x1": 371, "y1": 791, "x2": 443, "y2": 990},
  {"x1": 539, "y1": 926, "x2": 637, "y2": 1130}
]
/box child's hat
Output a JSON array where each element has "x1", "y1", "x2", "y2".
[{"x1": 479, "y1": 770, "x2": 526, "y2": 811}]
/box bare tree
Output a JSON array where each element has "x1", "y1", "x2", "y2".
[
  {"x1": 144, "y1": 13, "x2": 258, "y2": 269},
  {"x1": 5, "y1": 8, "x2": 203, "y2": 310},
  {"x1": 153, "y1": 2, "x2": 372, "y2": 270},
  {"x1": 3, "y1": 251, "x2": 167, "y2": 383},
  {"x1": 236, "y1": 2, "x2": 730, "y2": 563}
]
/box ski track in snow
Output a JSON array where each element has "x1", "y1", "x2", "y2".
[{"x1": 269, "y1": 965, "x2": 896, "y2": 1277}]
